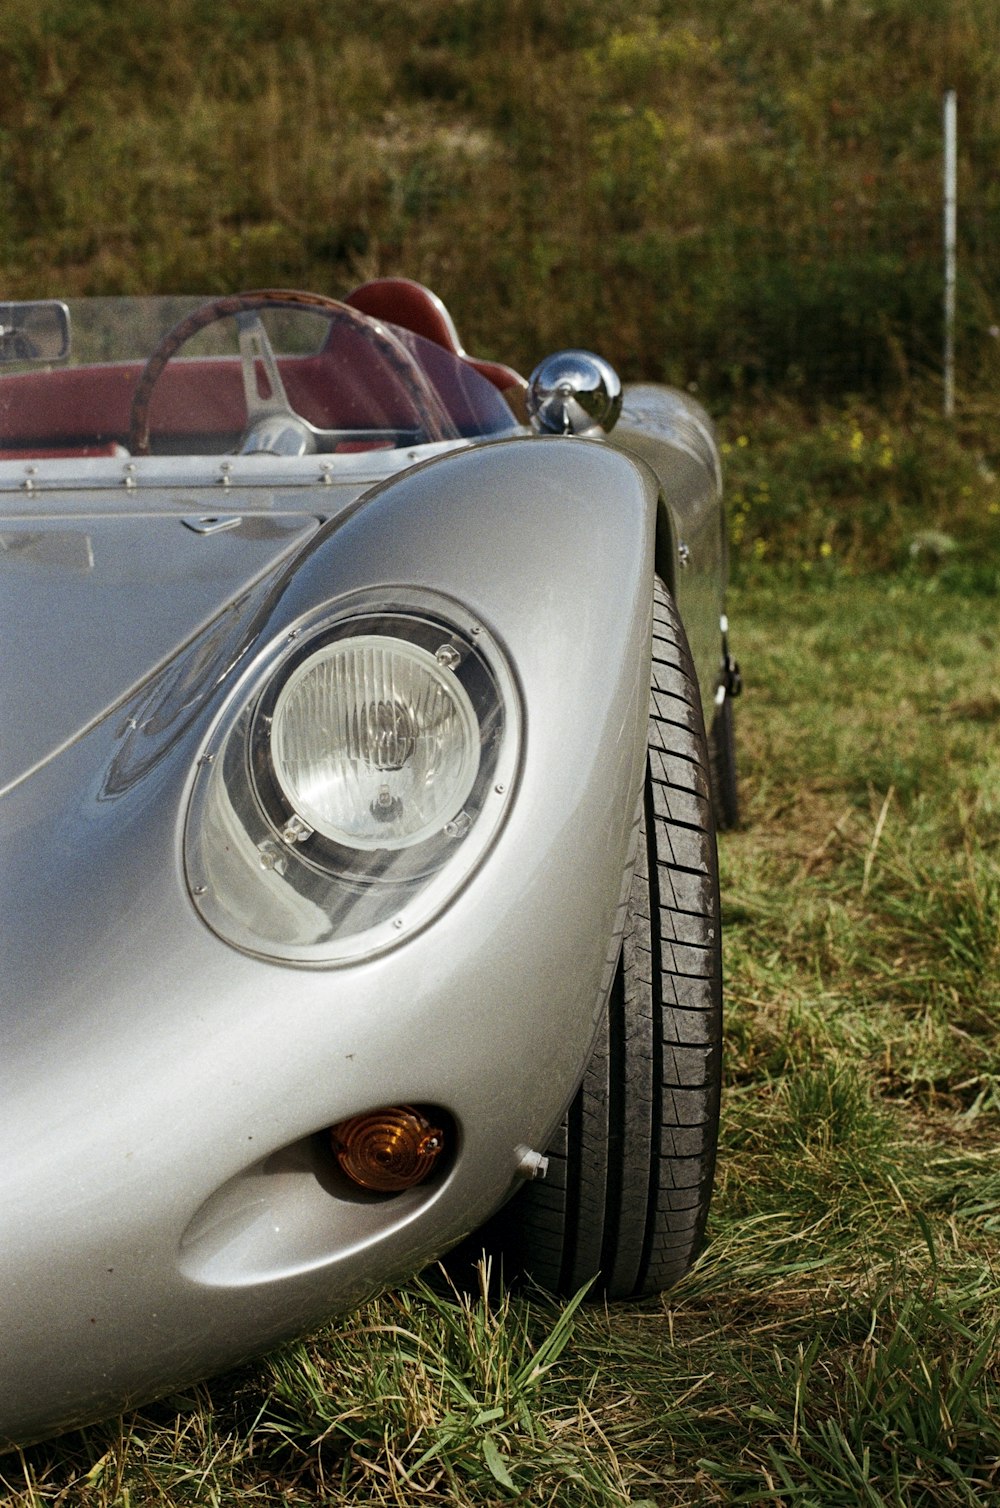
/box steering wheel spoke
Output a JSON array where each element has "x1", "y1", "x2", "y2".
[{"x1": 235, "y1": 311, "x2": 294, "y2": 422}]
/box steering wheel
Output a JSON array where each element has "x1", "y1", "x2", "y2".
[{"x1": 128, "y1": 289, "x2": 451, "y2": 456}]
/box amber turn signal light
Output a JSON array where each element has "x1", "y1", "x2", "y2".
[{"x1": 331, "y1": 1105, "x2": 446, "y2": 1192}]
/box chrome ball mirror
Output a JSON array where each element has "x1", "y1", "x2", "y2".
[{"x1": 526, "y1": 350, "x2": 623, "y2": 437}]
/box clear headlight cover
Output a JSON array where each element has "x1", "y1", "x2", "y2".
[
  {"x1": 185, "y1": 594, "x2": 520, "y2": 965},
  {"x1": 270, "y1": 636, "x2": 480, "y2": 851}
]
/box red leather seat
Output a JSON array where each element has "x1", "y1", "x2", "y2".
[{"x1": 345, "y1": 279, "x2": 527, "y2": 417}]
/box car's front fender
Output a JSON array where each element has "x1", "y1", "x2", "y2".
[{"x1": 0, "y1": 436, "x2": 658, "y2": 1443}]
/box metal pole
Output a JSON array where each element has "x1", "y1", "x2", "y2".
[{"x1": 944, "y1": 90, "x2": 957, "y2": 417}]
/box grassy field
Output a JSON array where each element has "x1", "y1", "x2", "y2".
[{"x1": 3, "y1": 571, "x2": 997, "y2": 1506}]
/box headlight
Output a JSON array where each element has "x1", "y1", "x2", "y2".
[
  {"x1": 185, "y1": 592, "x2": 520, "y2": 965},
  {"x1": 269, "y1": 636, "x2": 480, "y2": 851}
]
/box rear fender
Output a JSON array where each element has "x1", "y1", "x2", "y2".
[{"x1": 612, "y1": 383, "x2": 725, "y2": 710}]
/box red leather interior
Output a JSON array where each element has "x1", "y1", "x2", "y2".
[
  {"x1": 0, "y1": 342, "x2": 516, "y2": 452},
  {"x1": 0, "y1": 354, "x2": 420, "y2": 446}
]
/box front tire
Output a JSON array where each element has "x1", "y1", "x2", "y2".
[{"x1": 477, "y1": 577, "x2": 723, "y2": 1299}]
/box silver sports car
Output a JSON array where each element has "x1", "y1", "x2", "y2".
[{"x1": 0, "y1": 281, "x2": 739, "y2": 1447}]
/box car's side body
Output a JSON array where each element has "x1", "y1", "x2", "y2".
[
  {"x1": 0, "y1": 285, "x2": 730, "y2": 1447},
  {"x1": 613, "y1": 382, "x2": 726, "y2": 711}
]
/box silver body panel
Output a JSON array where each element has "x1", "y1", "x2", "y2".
[
  {"x1": 612, "y1": 383, "x2": 726, "y2": 713},
  {"x1": 1, "y1": 512, "x2": 320, "y2": 793},
  {"x1": 0, "y1": 395, "x2": 726, "y2": 1443}
]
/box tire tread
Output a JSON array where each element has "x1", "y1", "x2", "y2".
[{"x1": 458, "y1": 578, "x2": 722, "y2": 1300}]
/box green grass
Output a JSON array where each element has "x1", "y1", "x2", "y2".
[{"x1": 4, "y1": 574, "x2": 998, "y2": 1506}]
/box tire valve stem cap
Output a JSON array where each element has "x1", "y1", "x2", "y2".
[{"x1": 515, "y1": 1145, "x2": 549, "y2": 1181}]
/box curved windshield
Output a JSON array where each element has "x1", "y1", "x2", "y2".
[{"x1": 0, "y1": 294, "x2": 520, "y2": 463}]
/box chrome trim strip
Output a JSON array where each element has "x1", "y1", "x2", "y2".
[{"x1": 0, "y1": 439, "x2": 470, "y2": 494}]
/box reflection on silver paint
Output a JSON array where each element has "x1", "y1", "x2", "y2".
[
  {"x1": 100, "y1": 587, "x2": 276, "y2": 800},
  {"x1": 0, "y1": 512, "x2": 320, "y2": 796},
  {"x1": 0, "y1": 529, "x2": 94, "y2": 571}
]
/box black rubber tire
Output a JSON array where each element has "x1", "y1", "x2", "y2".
[
  {"x1": 468, "y1": 577, "x2": 723, "y2": 1300},
  {"x1": 708, "y1": 692, "x2": 740, "y2": 831}
]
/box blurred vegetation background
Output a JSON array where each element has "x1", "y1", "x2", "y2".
[
  {"x1": 3, "y1": 0, "x2": 999, "y2": 576},
  {"x1": 0, "y1": 0, "x2": 994, "y2": 390}
]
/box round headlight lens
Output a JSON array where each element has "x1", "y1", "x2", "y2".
[{"x1": 270, "y1": 634, "x2": 480, "y2": 850}]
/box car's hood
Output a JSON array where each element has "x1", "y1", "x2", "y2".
[{"x1": 0, "y1": 509, "x2": 320, "y2": 794}]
